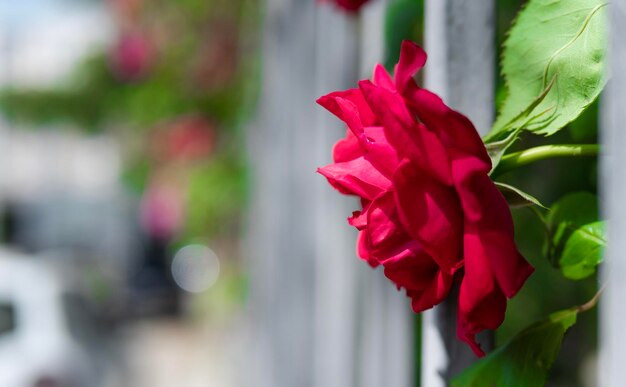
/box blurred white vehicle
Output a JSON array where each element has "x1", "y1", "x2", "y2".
[{"x1": 0, "y1": 249, "x2": 105, "y2": 387}]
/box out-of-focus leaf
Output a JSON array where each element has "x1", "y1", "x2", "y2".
[
  {"x1": 487, "y1": 0, "x2": 607, "y2": 139},
  {"x1": 181, "y1": 154, "x2": 248, "y2": 241},
  {"x1": 383, "y1": 0, "x2": 422, "y2": 69},
  {"x1": 452, "y1": 308, "x2": 578, "y2": 387},
  {"x1": 495, "y1": 182, "x2": 546, "y2": 209},
  {"x1": 560, "y1": 221, "x2": 605, "y2": 280},
  {"x1": 546, "y1": 192, "x2": 598, "y2": 261}
]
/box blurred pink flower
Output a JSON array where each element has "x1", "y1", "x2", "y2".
[
  {"x1": 140, "y1": 182, "x2": 184, "y2": 240},
  {"x1": 151, "y1": 115, "x2": 217, "y2": 164},
  {"x1": 110, "y1": 31, "x2": 154, "y2": 81}
]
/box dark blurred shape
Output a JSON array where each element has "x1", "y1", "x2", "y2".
[
  {"x1": 33, "y1": 376, "x2": 65, "y2": 387},
  {"x1": 0, "y1": 202, "x2": 18, "y2": 246},
  {"x1": 0, "y1": 304, "x2": 15, "y2": 336},
  {"x1": 129, "y1": 237, "x2": 181, "y2": 317}
]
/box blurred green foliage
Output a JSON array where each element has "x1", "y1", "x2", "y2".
[
  {"x1": 183, "y1": 153, "x2": 248, "y2": 241},
  {"x1": 384, "y1": 0, "x2": 423, "y2": 70},
  {"x1": 0, "y1": 0, "x2": 261, "y2": 246}
]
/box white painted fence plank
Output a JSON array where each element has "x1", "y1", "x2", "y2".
[
  {"x1": 355, "y1": 3, "x2": 413, "y2": 387},
  {"x1": 424, "y1": 0, "x2": 495, "y2": 134},
  {"x1": 246, "y1": 1, "x2": 413, "y2": 386},
  {"x1": 422, "y1": 0, "x2": 496, "y2": 385},
  {"x1": 600, "y1": 2, "x2": 626, "y2": 386},
  {"x1": 245, "y1": 1, "x2": 318, "y2": 386},
  {"x1": 313, "y1": 8, "x2": 361, "y2": 387}
]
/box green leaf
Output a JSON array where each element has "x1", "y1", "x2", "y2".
[
  {"x1": 495, "y1": 182, "x2": 546, "y2": 209},
  {"x1": 485, "y1": 130, "x2": 520, "y2": 173},
  {"x1": 546, "y1": 192, "x2": 598, "y2": 261},
  {"x1": 452, "y1": 308, "x2": 579, "y2": 387},
  {"x1": 489, "y1": 76, "x2": 557, "y2": 138},
  {"x1": 560, "y1": 221, "x2": 606, "y2": 280},
  {"x1": 488, "y1": 0, "x2": 607, "y2": 139}
]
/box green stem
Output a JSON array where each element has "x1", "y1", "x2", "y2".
[{"x1": 492, "y1": 144, "x2": 600, "y2": 177}]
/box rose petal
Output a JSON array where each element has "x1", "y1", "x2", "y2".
[
  {"x1": 317, "y1": 88, "x2": 377, "y2": 127},
  {"x1": 451, "y1": 151, "x2": 493, "y2": 222},
  {"x1": 318, "y1": 157, "x2": 392, "y2": 200},
  {"x1": 333, "y1": 97, "x2": 366, "y2": 136},
  {"x1": 394, "y1": 40, "x2": 427, "y2": 93},
  {"x1": 457, "y1": 227, "x2": 508, "y2": 357},
  {"x1": 362, "y1": 192, "x2": 422, "y2": 262},
  {"x1": 404, "y1": 86, "x2": 491, "y2": 168},
  {"x1": 359, "y1": 80, "x2": 452, "y2": 185},
  {"x1": 408, "y1": 269, "x2": 454, "y2": 313},
  {"x1": 393, "y1": 159, "x2": 462, "y2": 273},
  {"x1": 367, "y1": 193, "x2": 406, "y2": 248},
  {"x1": 357, "y1": 231, "x2": 380, "y2": 268},
  {"x1": 379, "y1": 251, "x2": 453, "y2": 312},
  {"x1": 328, "y1": 97, "x2": 401, "y2": 177},
  {"x1": 373, "y1": 64, "x2": 395, "y2": 91},
  {"x1": 361, "y1": 126, "x2": 401, "y2": 177},
  {"x1": 332, "y1": 130, "x2": 363, "y2": 163},
  {"x1": 348, "y1": 210, "x2": 368, "y2": 230},
  {"x1": 462, "y1": 179, "x2": 534, "y2": 298},
  {"x1": 457, "y1": 281, "x2": 506, "y2": 358}
]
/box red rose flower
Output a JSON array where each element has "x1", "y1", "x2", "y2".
[
  {"x1": 321, "y1": 0, "x2": 370, "y2": 13},
  {"x1": 317, "y1": 41, "x2": 534, "y2": 356}
]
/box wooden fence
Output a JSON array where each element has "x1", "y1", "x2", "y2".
[
  {"x1": 247, "y1": 0, "x2": 618, "y2": 386},
  {"x1": 245, "y1": 0, "x2": 414, "y2": 385},
  {"x1": 600, "y1": 1, "x2": 625, "y2": 386}
]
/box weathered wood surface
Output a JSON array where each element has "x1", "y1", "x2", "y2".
[
  {"x1": 422, "y1": 0, "x2": 496, "y2": 385},
  {"x1": 600, "y1": 1, "x2": 626, "y2": 386},
  {"x1": 245, "y1": 1, "x2": 412, "y2": 386}
]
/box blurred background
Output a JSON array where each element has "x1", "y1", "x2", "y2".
[
  {"x1": 0, "y1": 0, "x2": 253, "y2": 386},
  {"x1": 0, "y1": 0, "x2": 599, "y2": 386}
]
